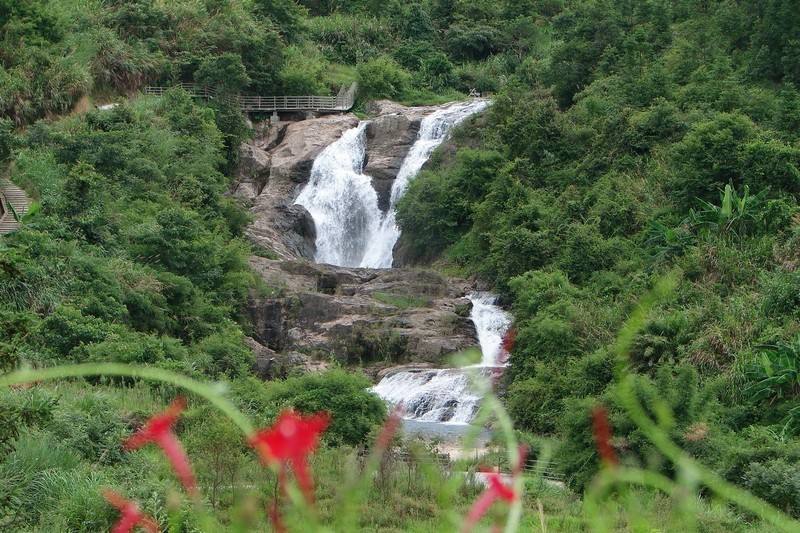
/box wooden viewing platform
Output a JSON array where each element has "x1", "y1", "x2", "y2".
[
  {"x1": 143, "y1": 82, "x2": 358, "y2": 113},
  {"x1": 0, "y1": 179, "x2": 31, "y2": 235}
]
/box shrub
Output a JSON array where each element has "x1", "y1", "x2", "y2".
[
  {"x1": 508, "y1": 269, "x2": 579, "y2": 320},
  {"x1": 506, "y1": 361, "x2": 569, "y2": 434},
  {"x1": 195, "y1": 53, "x2": 250, "y2": 94},
  {"x1": 193, "y1": 327, "x2": 254, "y2": 378},
  {"x1": 761, "y1": 272, "x2": 800, "y2": 317},
  {"x1": 35, "y1": 306, "x2": 117, "y2": 359},
  {"x1": 557, "y1": 223, "x2": 618, "y2": 284},
  {"x1": 743, "y1": 459, "x2": 800, "y2": 517},
  {"x1": 234, "y1": 371, "x2": 386, "y2": 446},
  {"x1": 357, "y1": 56, "x2": 411, "y2": 101},
  {"x1": 670, "y1": 113, "x2": 755, "y2": 206},
  {"x1": 741, "y1": 138, "x2": 800, "y2": 194},
  {"x1": 0, "y1": 118, "x2": 14, "y2": 162},
  {"x1": 279, "y1": 44, "x2": 328, "y2": 95},
  {"x1": 89, "y1": 29, "x2": 163, "y2": 92},
  {"x1": 445, "y1": 22, "x2": 506, "y2": 61},
  {"x1": 307, "y1": 14, "x2": 392, "y2": 64}
]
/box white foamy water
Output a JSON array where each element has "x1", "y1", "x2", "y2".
[
  {"x1": 296, "y1": 99, "x2": 489, "y2": 268},
  {"x1": 361, "y1": 99, "x2": 490, "y2": 268},
  {"x1": 470, "y1": 292, "x2": 513, "y2": 366},
  {"x1": 371, "y1": 293, "x2": 511, "y2": 424},
  {"x1": 294, "y1": 122, "x2": 382, "y2": 267}
]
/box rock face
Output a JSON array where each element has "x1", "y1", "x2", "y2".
[
  {"x1": 364, "y1": 114, "x2": 420, "y2": 211},
  {"x1": 246, "y1": 257, "x2": 478, "y2": 377},
  {"x1": 239, "y1": 114, "x2": 359, "y2": 260},
  {"x1": 235, "y1": 102, "x2": 450, "y2": 260}
]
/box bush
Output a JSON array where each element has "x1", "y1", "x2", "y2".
[
  {"x1": 445, "y1": 22, "x2": 506, "y2": 61},
  {"x1": 195, "y1": 53, "x2": 250, "y2": 93},
  {"x1": 193, "y1": 327, "x2": 254, "y2": 378},
  {"x1": 0, "y1": 118, "x2": 14, "y2": 162},
  {"x1": 743, "y1": 459, "x2": 800, "y2": 517},
  {"x1": 741, "y1": 138, "x2": 800, "y2": 195},
  {"x1": 357, "y1": 56, "x2": 411, "y2": 101},
  {"x1": 396, "y1": 149, "x2": 505, "y2": 262},
  {"x1": 307, "y1": 14, "x2": 392, "y2": 64},
  {"x1": 761, "y1": 271, "x2": 800, "y2": 317},
  {"x1": 35, "y1": 306, "x2": 116, "y2": 359},
  {"x1": 279, "y1": 44, "x2": 328, "y2": 95},
  {"x1": 234, "y1": 371, "x2": 386, "y2": 446},
  {"x1": 557, "y1": 223, "x2": 619, "y2": 284},
  {"x1": 670, "y1": 113, "x2": 755, "y2": 206}
]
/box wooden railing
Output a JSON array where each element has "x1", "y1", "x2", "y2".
[
  {"x1": 382, "y1": 451, "x2": 564, "y2": 483},
  {"x1": 143, "y1": 82, "x2": 357, "y2": 112},
  {"x1": 0, "y1": 178, "x2": 31, "y2": 235}
]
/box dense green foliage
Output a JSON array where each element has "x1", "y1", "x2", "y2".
[
  {"x1": 397, "y1": 0, "x2": 800, "y2": 515},
  {"x1": 2, "y1": 0, "x2": 800, "y2": 530}
]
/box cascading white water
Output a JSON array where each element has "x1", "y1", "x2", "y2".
[
  {"x1": 295, "y1": 99, "x2": 502, "y2": 425},
  {"x1": 295, "y1": 99, "x2": 489, "y2": 268},
  {"x1": 294, "y1": 123, "x2": 382, "y2": 267},
  {"x1": 371, "y1": 293, "x2": 511, "y2": 424},
  {"x1": 470, "y1": 292, "x2": 513, "y2": 366},
  {"x1": 360, "y1": 99, "x2": 491, "y2": 268}
]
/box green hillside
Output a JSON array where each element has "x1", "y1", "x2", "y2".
[{"x1": 1, "y1": 1, "x2": 799, "y2": 531}]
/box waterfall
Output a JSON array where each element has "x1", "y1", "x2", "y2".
[
  {"x1": 371, "y1": 293, "x2": 512, "y2": 424},
  {"x1": 470, "y1": 292, "x2": 513, "y2": 367},
  {"x1": 294, "y1": 122, "x2": 382, "y2": 267},
  {"x1": 295, "y1": 99, "x2": 489, "y2": 268},
  {"x1": 360, "y1": 99, "x2": 490, "y2": 268}
]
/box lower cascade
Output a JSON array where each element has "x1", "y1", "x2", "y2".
[
  {"x1": 371, "y1": 293, "x2": 512, "y2": 424},
  {"x1": 295, "y1": 99, "x2": 490, "y2": 268}
]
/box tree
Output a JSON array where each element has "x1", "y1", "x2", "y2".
[
  {"x1": 195, "y1": 53, "x2": 250, "y2": 93},
  {"x1": 0, "y1": 119, "x2": 14, "y2": 163}
]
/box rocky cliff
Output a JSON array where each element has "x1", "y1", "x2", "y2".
[{"x1": 246, "y1": 257, "x2": 477, "y2": 379}]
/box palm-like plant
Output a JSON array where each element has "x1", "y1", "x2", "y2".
[
  {"x1": 687, "y1": 184, "x2": 763, "y2": 239},
  {"x1": 745, "y1": 337, "x2": 800, "y2": 434}
]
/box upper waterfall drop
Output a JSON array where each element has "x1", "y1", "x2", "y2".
[
  {"x1": 360, "y1": 99, "x2": 491, "y2": 268},
  {"x1": 294, "y1": 99, "x2": 490, "y2": 268},
  {"x1": 294, "y1": 122, "x2": 383, "y2": 267}
]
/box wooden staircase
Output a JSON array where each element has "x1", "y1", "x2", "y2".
[{"x1": 0, "y1": 178, "x2": 31, "y2": 234}]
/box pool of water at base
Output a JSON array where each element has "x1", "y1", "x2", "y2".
[{"x1": 400, "y1": 419, "x2": 491, "y2": 446}]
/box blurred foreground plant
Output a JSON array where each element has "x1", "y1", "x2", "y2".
[{"x1": 2, "y1": 273, "x2": 800, "y2": 531}]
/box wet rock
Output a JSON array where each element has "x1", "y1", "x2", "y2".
[
  {"x1": 247, "y1": 337, "x2": 329, "y2": 379},
  {"x1": 242, "y1": 114, "x2": 359, "y2": 260},
  {"x1": 236, "y1": 102, "x2": 453, "y2": 260},
  {"x1": 364, "y1": 113, "x2": 420, "y2": 211},
  {"x1": 233, "y1": 143, "x2": 271, "y2": 201}
]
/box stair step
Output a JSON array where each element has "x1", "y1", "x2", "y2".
[{"x1": 0, "y1": 180, "x2": 31, "y2": 231}]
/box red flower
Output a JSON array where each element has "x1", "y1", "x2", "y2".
[
  {"x1": 123, "y1": 398, "x2": 197, "y2": 496},
  {"x1": 249, "y1": 410, "x2": 330, "y2": 503},
  {"x1": 462, "y1": 446, "x2": 527, "y2": 533},
  {"x1": 462, "y1": 472, "x2": 517, "y2": 533},
  {"x1": 501, "y1": 327, "x2": 516, "y2": 354},
  {"x1": 375, "y1": 405, "x2": 403, "y2": 453},
  {"x1": 591, "y1": 405, "x2": 618, "y2": 466},
  {"x1": 103, "y1": 489, "x2": 159, "y2": 533}
]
